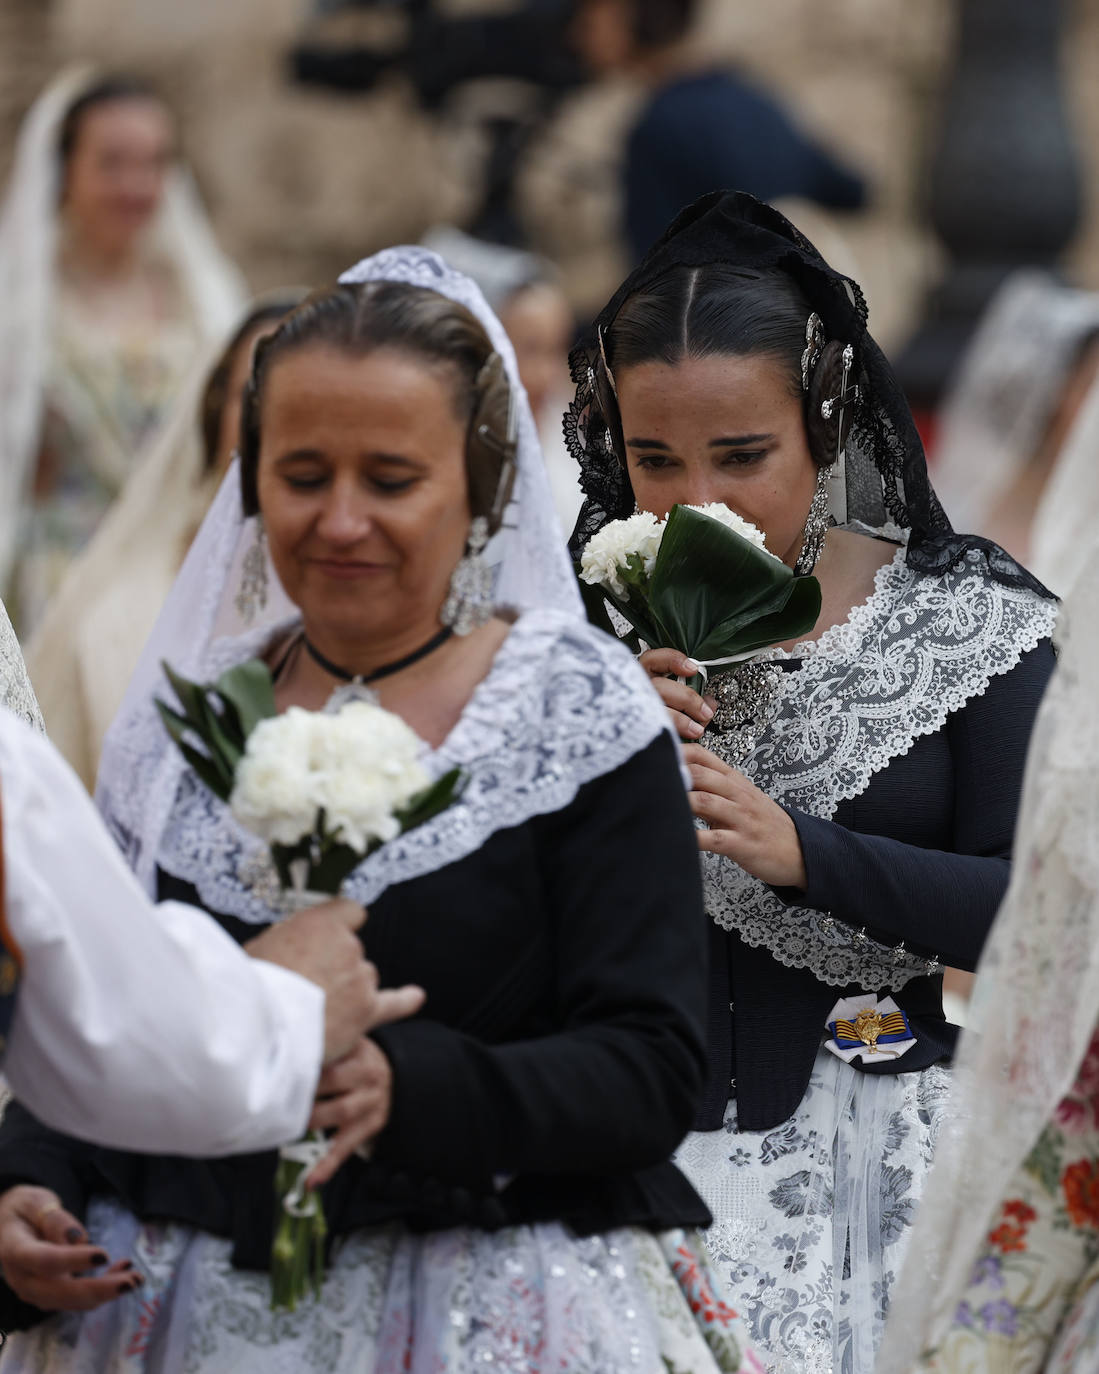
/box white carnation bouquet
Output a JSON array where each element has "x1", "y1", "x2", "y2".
[
  {"x1": 156, "y1": 659, "x2": 463, "y2": 1310},
  {"x1": 578, "y1": 503, "x2": 821, "y2": 692}
]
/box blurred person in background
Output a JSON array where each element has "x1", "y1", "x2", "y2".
[
  {"x1": 933, "y1": 272, "x2": 1099, "y2": 577},
  {"x1": 423, "y1": 225, "x2": 583, "y2": 533},
  {"x1": 25, "y1": 294, "x2": 304, "y2": 791},
  {"x1": 569, "y1": 0, "x2": 867, "y2": 264},
  {"x1": 0, "y1": 66, "x2": 246, "y2": 634}
]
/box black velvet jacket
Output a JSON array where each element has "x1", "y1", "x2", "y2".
[
  {"x1": 697, "y1": 639, "x2": 1057, "y2": 1133},
  {"x1": 0, "y1": 732, "x2": 711, "y2": 1331}
]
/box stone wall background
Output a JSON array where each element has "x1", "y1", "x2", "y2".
[{"x1": 1, "y1": 0, "x2": 1097, "y2": 352}]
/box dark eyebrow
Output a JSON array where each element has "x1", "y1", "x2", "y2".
[
  {"x1": 273, "y1": 450, "x2": 425, "y2": 469},
  {"x1": 709, "y1": 433, "x2": 774, "y2": 448},
  {"x1": 625, "y1": 438, "x2": 671, "y2": 451}
]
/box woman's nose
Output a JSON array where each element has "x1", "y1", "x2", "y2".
[{"x1": 315, "y1": 489, "x2": 372, "y2": 545}]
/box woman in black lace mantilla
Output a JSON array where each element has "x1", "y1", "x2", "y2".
[{"x1": 566, "y1": 190, "x2": 1058, "y2": 1374}]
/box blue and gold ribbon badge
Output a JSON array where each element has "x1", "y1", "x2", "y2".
[{"x1": 824, "y1": 995, "x2": 916, "y2": 1065}]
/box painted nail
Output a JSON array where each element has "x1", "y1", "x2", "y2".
[
  {"x1": 117, "y1": 1260, "x2": 133, "y2": 1272},
  {"x1": 91, "y1": 1252, "x2": 108, "y2": 1267},
  {"x1": 128, "y1": 1273, "x2": 145, "y2": 1288},
  {"x1": 65, "y1": 1227, "x2": 85, "y2": 1245},
  {"x1": 688, "y1": 720, "x2": 704, "y2": 737}
]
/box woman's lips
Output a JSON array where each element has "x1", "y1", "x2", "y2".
[{"x1": 310, "y1": 559, "x2": 387, "y2": 580}]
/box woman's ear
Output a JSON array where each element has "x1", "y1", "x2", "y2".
[{"x1": 805, "y1": 339, "x2": 856, "y2": 468}]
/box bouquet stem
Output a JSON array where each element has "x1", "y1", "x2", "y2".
[{"x1": 271, "y1": 1130, "x2": 329, "y2": 1311}]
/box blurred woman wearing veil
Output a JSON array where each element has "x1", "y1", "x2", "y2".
[
  {"x1": 25, "y1": 294, "x2": 303, "y2": 789},
  {"x1": 0, "y1": 66, "x2": 246, "y2": 632},
  {"x1": 877, "y1": 539, "x2": 1099, "y2": 1372},
  {"x1": 0, "y1": 249, "x2": 763, "y2": 1373}
]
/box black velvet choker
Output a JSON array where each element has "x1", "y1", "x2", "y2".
[{"x1": 303, "y1": 626, "x2": 453, "y2": 685}]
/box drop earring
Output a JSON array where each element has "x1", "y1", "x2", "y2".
[
  {"x1": 235, "y1": 516, "x2": 269, "y2": 623},
  {"x1": 441, "y1": 516, "x2": 494, "y2": 636}
]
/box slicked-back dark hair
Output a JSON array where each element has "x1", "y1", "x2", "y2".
[
  {"x1": 599, "y1": 262, "x2": 849, "y2": 468},
  {"x1": 239, "y1": 281, "x2": 516, "y2": 528}
]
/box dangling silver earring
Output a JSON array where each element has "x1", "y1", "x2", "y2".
[
  {"x1": 441, "y1": 516, "x2": 493, "y2": 636},
  {"x1": 794, "y1": 465, "x2": 832, "y2": 576},
  {"x1": 235, "y1": 516, "x2": 269, "y2": 622}
]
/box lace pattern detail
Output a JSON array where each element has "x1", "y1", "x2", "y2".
[
  {"x1": 704, "y1": 548, "x2": 1057, "y2": 990},
  {"x1": 0, "y1": 600, "x2": 43, "y2": 732},
  {"x1": 154, "y1": 609, "x2": 670, "y2": 924}
]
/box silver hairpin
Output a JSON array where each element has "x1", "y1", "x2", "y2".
[{"x1": 801, "y1": 312, "x2": 825, "y2": 392}]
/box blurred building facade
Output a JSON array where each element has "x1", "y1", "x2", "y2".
[{"x1": 2, "y1": 0, "x2": 1098, "y2": 352}]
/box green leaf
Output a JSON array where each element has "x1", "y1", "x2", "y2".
[
  {"x1": 178, "y1": 739, "x2": 234, "y2": 802},
  {"x1": 214, "y1": 659, "x2": 277, "y2": 740},
  {"x1": 161, "y1": 662, "x2": 210, "y2": 731},
  {"x1": 647, "y1": 506, "x2": 821, "y2": 662},
  {"x1": 395, "y1": 767, "x2": 467, "y2": 833}
]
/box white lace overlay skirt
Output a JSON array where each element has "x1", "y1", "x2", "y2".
[
  {"x1": 674, "y1": 1048, "x2": 952, "y2": 1374},
  {"x1": 0, "y1": 1200, "x2": 764, "y2": 1374}
]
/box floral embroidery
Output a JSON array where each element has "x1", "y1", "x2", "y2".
[
  {"x1": 1062, "y1": 1160, "x2": 1099, "y2": 1229},
  {"x1": 917, "y1": 1024, "x2": 1099, "y2": 1371}
]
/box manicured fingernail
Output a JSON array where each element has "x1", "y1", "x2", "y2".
[
  {"x1": 117, "y1": 1260, "x2": 133, "y2": 1272},
  {"x1": 91, "y1": 1252, "x2": 108, "y2": 1266},
  {"x1": 699, "y1": 703, "x2": 714, "y2": 721},
  {"x1": 65, "y1": 1227, "x2": 85, "y2": 1244},
  {"x1": 683, "y1": 659, "x2": 701, "y2": 673},
  {"x1": 688, "y1": 720, "x2": 704, "y2": 737}
]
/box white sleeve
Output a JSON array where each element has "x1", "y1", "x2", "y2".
[{"x1": 0, "y1": 709, "x2": 324, "y2": 1154}]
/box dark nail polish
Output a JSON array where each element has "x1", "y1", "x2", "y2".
[
  {"x1": 117, "y1": 1260, "x2": 133, "y2": 1272},
  {"x1": 91, "y1": 1252, "x2": 108, "y2": 1267},
  {"x1": 128, "y1": 1274, "x2": 144, "y2": 1289},
  {"x1": 65, "y1": 1227, "x2": 85, "y2": 1245}
]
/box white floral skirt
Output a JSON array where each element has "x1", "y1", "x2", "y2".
[
  {"x1": 674, "y1": 1048, "x2": 952, "y2": 1374},
  {"x1": 0, "y1": 1199, "x2": 764, "y2": 1374}
]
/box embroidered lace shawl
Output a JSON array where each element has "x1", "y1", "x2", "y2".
[
  {"x1": 141, "y1": 609, "x2": 670, "y2": 925},
  {"x1": 705, "y1": 545, "x2": 1057, "y2": 990}
]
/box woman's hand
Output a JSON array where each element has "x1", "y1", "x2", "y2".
[
  {"x1": 684, "y1": 742, "x2": 808, "y2": 889},
  {"x1": 0, "y1": 1186, "x2": 142, "y2": 1312},
  {"x1": 638, "y1": 648, "x2": 717, "y2": 741},
  {"x1": 305, "y1": 1038, "x2": 393, "y2": 1189}
]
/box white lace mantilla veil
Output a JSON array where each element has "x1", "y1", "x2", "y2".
[
  {"x1": 0, "y1": 64, "x2": 247, "y2": 595},
  {"x1": 0, "y1": 602, "x2": 44, "y2": 733},
  {"x1": 875, "y1": 545, "x2": 1099, "y2": 1372},
  {"x1": 1029, "y1": 368, "x2": 1099, "y2": 597},
  {"x1": 96, "y1": 246, "x2": 587, "y2": 894},
  {"x1": 932, "y1": 271, "x2": 1099, "y2": 536}
]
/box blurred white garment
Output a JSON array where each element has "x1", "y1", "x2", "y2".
[
  {"x1": 0, "y1": 706, "x2": 323, "y2": 1154},
  {"x1": 1029, "y1": 373, "x2": 1099, "y2": 597},
  {"x1": 877, "y1": 539, "x2": 1099, "y2": 1371},
  {"x1": 933, "y1": 272, "x2": 1099, "y2": 541}
]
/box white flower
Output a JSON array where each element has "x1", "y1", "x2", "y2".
[
  {"x1": 230, "y1": 701, "x2": 430, "y2": 853},
  {"x1": 579, "y1": 510, "x2": 663, "y2": 596},
  {"x1": 684, "y1": 503, "x2": 781, "y2": 560}
]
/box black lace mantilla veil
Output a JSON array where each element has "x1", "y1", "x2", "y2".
[{"x1": 564, "y1": 190, "x2": 1054, "y2": 600}]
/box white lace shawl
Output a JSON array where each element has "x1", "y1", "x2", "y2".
[
  {"x1": 135, "y1": 610, "x2": 670, "y2": 923},
  {"x1": 705, "y1": 544, "x2": 1057, "y2": 990}
]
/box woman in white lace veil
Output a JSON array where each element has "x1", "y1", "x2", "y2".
[
  {"x1": 25, "y1": 293, "x2": 303, "y2": 789},
  {"x1": 932, "y1": 271, "x2": 1099, "y2": 565},
  {"x1": 0, "y1": 246, "x2": 765, "y2": 1373},
  {"x1": 877, "y1": 540, "x2": 1099, "y2": 1372},
  {"x1": 0, "y1": 65, "x2": 246, "y2": 629},
  {"x1": 95, "y1": 247, "x2": 584, "y2": 888}
]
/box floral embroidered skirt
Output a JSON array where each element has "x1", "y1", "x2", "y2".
[
  {"x1": 0, "y1": 1199, "x2": 764, "y2": 1374},
  {"x1": 674, "y1": 1047, "x2": 952, "y2": 1374}
]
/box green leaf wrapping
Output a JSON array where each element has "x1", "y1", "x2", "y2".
[{"x1": 578, "y1": 506, "x2": 821, "y2": 691}]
